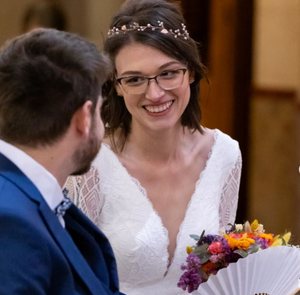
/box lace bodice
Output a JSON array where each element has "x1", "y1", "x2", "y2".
[{"x1": 65, "y1": 129, "x2": 242, "y2": 295}]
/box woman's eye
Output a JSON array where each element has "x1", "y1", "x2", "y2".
[
  {"x1": 123, "y1": 76, "x2": 145, "y2": 85},
  {"x1": 160, "y1": 70, "x2": 180, "y2": 78}
]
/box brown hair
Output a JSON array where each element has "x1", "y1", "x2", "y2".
[
  {"x1": 0, "y1": 29, "x2": 110, "y2": 147},
  {"x1": 102, "y1": 0, "x2": 205, "y2": 151}
]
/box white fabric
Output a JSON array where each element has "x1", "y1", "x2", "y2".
[
  {"x1": 0, "y1": 139, "x2": 65, "y2": 227},
  {"x1": 65, "y1": 129, "x2": 242, "y2": 294}
]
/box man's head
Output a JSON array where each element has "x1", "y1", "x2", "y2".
[{"x1": 0, "y1": 29, "x2": 110, "y2": 175}]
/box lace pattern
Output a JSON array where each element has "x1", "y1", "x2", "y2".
[{"x1": 64, "y1": 129, "x2": 242, "y2": 295}]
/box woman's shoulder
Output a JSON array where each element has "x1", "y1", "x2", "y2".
[
  {"x1": 201, "y1": 128, "x2": 241, "y2": 162},
  {"x1": 213, "y1": 129, "x2": 239, "y2": 148},
  {"x1": 214, "y1": 129, "x2": 241, "y2": 164}
]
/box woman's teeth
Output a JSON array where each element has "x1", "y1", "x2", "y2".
[{"x1": 144, "y1": 101, "x2": 173, "y2": 113}]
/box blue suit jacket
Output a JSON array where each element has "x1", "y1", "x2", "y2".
[{"x1": 0, "y1": 153, "x2": 125, "y2": 295}]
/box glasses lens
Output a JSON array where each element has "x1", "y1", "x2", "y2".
[
  {"x1": 120, "y1": 76, "x2": 148, "y2": 95},
  {"x1": 157, "y1": 69, "x2": 185, "y2": 90}
]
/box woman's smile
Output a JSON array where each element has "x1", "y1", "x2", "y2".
[{"x1": 143, "y1": 100, "x2": 174, "y2": 114}]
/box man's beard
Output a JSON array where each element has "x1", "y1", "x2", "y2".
[{"x1": 71, "y1": 127, "x2": 101, "y2": 176}]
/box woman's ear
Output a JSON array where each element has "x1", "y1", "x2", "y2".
[
  {"x1": 115, "y1": 82, "x2": 124, "y2": 97},
  {"x1": 189, "y1": 71, "x2": 195, "y2": 84}
]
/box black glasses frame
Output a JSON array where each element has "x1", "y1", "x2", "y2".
[{"x1": 116, "y1": 68, "x2": 188, "y2": 94}]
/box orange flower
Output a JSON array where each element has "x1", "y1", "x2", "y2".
[
  {"x1": 225, "y1": 235, "x2": 239, "y2": 249},
  {"x1": 245, "y1": 233, "x2": 256, "y2": 239},
  {"x1": 259, "y1": 233, "x2": 274, "y2": 246},
  {"x1": 236, "y1": 238, "x2": 255, "y2": 250},
  {"x1": 259, "y1": 233, "x2": 273, "y2": 240},
  {"x1": 202, "y1": 261, "x2": 216, "y2": 273}
]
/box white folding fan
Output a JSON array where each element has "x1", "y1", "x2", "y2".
[{"x1": 193, "y1": 246, "x2": 300, "y2": 295}]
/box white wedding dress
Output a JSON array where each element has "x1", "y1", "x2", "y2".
[{"x1": 65, "y1": 129, "x2": 242, "y2": 295}]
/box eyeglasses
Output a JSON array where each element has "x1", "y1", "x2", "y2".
[{"x1": 116, "y1": 67, "x2": 188, "y2": 95}]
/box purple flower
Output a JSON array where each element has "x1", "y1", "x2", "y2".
[
  {"x1": 197, "y1": 234, "x2": 217, "y2": 246},
  {"x1": 177, "y1": 268, "x2": 204, "y2": 293},
  {"x1": 219, "y1": 236, "x2": 232, "y2": 255},
  {"x1": 186, "y1": 253, "x2": 201, "y2": 267},
  {"x1": 254, "y1": 237, "x2": 269, "y2": 249},
  {"x1": 178, "y1": 253, "x2": 204, "y2": 293}
]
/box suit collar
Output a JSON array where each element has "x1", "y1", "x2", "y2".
[
  {"x1": 0, "y1": 153, "x2": 44, "y2": 205},
  {"x1": 0, "y1": 141, "x2": 64, "y2": 210}
]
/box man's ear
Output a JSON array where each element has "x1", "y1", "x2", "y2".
[{"x1": 71, "y1": 100, "x2": 93, "y2": 138}]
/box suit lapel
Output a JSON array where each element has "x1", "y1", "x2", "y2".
[
  {"x1": 66, "y1": 205, "x2": 120, "y2": 293},
  {"x1": 0, "y1": 153, "x2": 109, "y2": 295},
  {"x1": 39, "y1": 202, "x2": 110, "y2": 294}
]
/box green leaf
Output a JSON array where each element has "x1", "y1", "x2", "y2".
[
  {"x1": 198, "y1": 252, "x2": 212, "y2": 264},
  {"x1": 193, "y1": 244, "x2": 211, "y2": 264},
  {"x1": 247, "y1": 243, "x2": 261, "y2": 254},
  {"x1": 190, "y1": 230, "x2": 206, "y2": 243},
  {"x1": 190, "y1": 234, "x2": 200, "y2": 241},
  {"x1": 281, "y1": 237, "x2": 286, "y2": 246},
  {"x1": 234, "y1": 249, "x2": 248, "y2": 258}
]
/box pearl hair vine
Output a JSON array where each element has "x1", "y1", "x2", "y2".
[{"x1": 107, "y1": 21, "x2": 189, "y2": 40}]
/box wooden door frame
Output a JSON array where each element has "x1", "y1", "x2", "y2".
[{"x1": 180, "y1": 0, "x2": 254, "y2": 223}]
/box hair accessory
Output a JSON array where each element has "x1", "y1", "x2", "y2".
[{"x1": 107, "y1": 21, "x2": 189, "y2": 40}]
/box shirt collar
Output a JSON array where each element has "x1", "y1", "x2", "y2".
[{"x1": 0, "y1": 139, "x2": 64, "y2": 211}]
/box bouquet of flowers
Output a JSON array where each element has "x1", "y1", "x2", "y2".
[{"x1": 177, "y1": 220, "x2": 292, "y2": 293}]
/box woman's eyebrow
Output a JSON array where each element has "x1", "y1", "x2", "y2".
[
  {"x1": 119, "y1": 61, "x2": 183, "y2": 77},
  {"x1": 158, "y1": 61, "x2": 182, "y2": 70}
]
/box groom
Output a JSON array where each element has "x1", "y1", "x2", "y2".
[{"x1": 0, "y1": 29, "x2": 124, "y2": 294}]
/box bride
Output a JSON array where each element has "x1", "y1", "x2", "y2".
[{"x1": 65, "y1": 0, "x2": 242, "y2": 294}]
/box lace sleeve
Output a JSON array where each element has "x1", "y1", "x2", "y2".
[
  {"x1": 219, "y1": 153, "x2": 242, "y2": 228},
  {"x1": 63, "y1": 165, "x2": 103, "y2": 226}
]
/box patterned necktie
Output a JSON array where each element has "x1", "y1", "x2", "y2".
[{"x1": 54, "y1": 188, "x2": 72, "y2": 217}]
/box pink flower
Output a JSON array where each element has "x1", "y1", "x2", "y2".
[
  {"x1": 217, "y1": 253, "x2": 225, "y2": 259},
  {"x1": 207, "y1": 241, "x2": 223, "y2": 255},
  {"x1": 209, "y1": 254, "x2": 219, "y2": 263}
]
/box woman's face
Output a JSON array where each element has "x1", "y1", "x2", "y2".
[{"x1": 115, "y1": 42, "x2": 192, "y2": 133}]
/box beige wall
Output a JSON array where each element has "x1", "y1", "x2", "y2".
[
  {"x1": 83, "y1": 0, "x2": 124, "y2": 48},
  {"x1": 0, "y1": 0, "x2": 124, "y2": 48},
  {"x1": 0, "y1": 0, "x2": 34, "y2": 46},
  {"x1": 253, "y1": 0, "x2": 300, "y2": 95}
]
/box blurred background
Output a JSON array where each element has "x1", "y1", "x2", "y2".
[{"x1": 0, "y1": 0, "x2": 299, "y2": 243}]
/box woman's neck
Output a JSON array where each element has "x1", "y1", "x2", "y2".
[{"x1": 122, "y1": 122, "x2": 192, "y2": 163}]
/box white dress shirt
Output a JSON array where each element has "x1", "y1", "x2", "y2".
[{"x1": 0, "y1": 139, "x2": 65, "y2": 227}]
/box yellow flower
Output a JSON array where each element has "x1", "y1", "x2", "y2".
[
  {"x1": 186, "y1": 246, "x2": 193, "y2": 254},
  {"x1": 271, "y1": 232, "x2": 291, "y2": 247},
  {"x1": 236, "y1": 238, "x2": 255, "y2": 250},
  {"x1": 271, "y1": 238, "x2": 283, "y2": 247},
  {"x1": 251, "y1": 220, "x2": 259, "y2": 232},
  {"x1": 283, "y1": 232, "x2": 291, "y2": 244}
]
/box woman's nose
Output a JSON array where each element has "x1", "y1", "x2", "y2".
[{"x1": 144, "y1": 79, "x2": 165, "y2": 101}]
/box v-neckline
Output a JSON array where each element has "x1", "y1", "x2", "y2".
[{"x1": 102, "y1": 129, "x2": 219, "y2": 275}]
